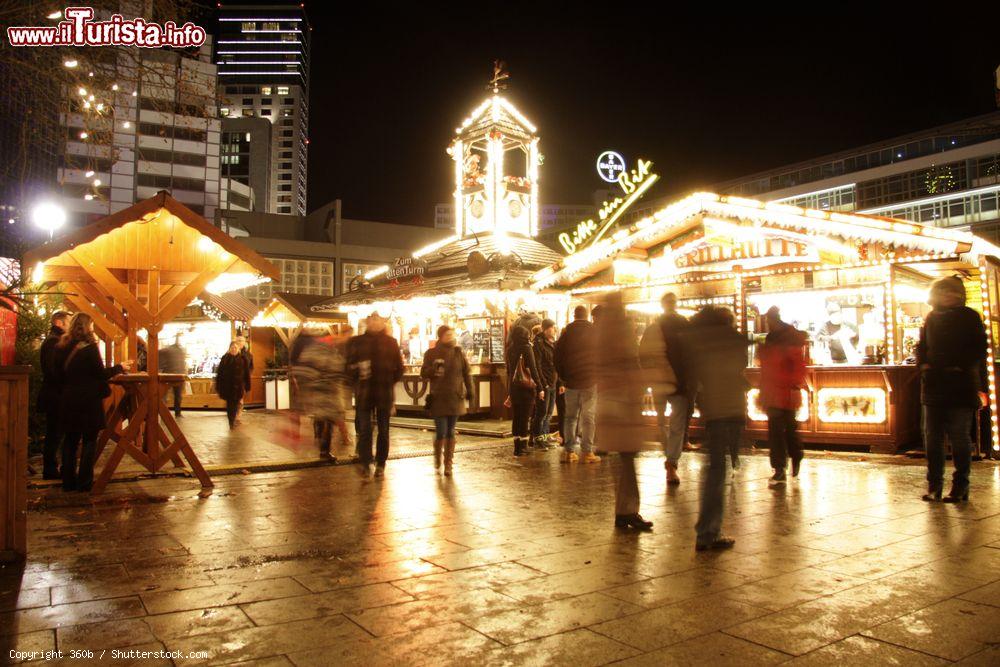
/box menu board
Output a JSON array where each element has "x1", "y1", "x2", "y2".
[{"x1": 490, "y1": 321, "x2": 506, "y2": 363}]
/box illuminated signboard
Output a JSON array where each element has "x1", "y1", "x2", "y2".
[
  {"x1": 560, "y1": 158, "x2": 658, "y2": 255},
  {"x1": 817, "y1": 387, "x2": 887, "y2": 424},
  {"x1": 596, "y1": 151, "x2": 626, "y2": 183}
]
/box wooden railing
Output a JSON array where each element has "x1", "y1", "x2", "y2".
[{"x1": 0, "y1": 365, "x2": 29, "y2": 561}]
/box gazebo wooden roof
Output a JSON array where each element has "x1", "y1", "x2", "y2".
[
  {"x1": 254, "y1": 292, "x2": 348, "y2": 346},
  {"x1": 23, "y1": 192, "x2": 280, "y2": 494}
]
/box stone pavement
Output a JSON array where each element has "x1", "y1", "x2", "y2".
[{"x1": 4, "y1": 444, "x2": 1000, "y2": 666}]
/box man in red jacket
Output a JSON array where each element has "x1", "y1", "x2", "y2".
[{"x1": 759, "y1": 307, "x2": 807, "y2": 486}]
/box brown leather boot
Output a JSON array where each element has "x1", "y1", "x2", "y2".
[
  {"x1": 665, "y1": 461, "x2": 681, "y2": 485},
  {"x1": 433, "y1": 439, "x2": 443, "y2": 471},
  {"x1": 444, "y1": 438, "x2": 455, "y2": 476}
]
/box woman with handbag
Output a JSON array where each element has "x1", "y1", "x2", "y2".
[
  {"x1": 505, "y1": 325, "x2": 543, "y2": 457},
  {"x1": 55, "y1": 313, "x2": 128, "y2": 492},
  {"x1": 216, "y1": 341, "x2": 251, "y2": 429},
  {"x1": 421, "y1": 325, "x2": 474, "y2": 475}
]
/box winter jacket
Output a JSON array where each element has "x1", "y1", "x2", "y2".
[
  {"x1": 505, "y1": 326, "x2": 542, "y2": 396},
  {"x1": 36, "y1": 325, "x2": 65, "y2": 413},
  {"x1": 55, "y1": 341, "x2": 123, "y2": 433},
  {"x1": 347, "y1": 330, "x2": 404, "y2": 409},
  {"x1": 656, "y1": 312, "x2": 691, "y2": 393},
  {"x1": 158, "y1": 343, "x2": 187, "y2": 374},
  {"x1": 759, "y1": 324, "x2": 808, "y2": 411},
  {"x1": 916, "y1": 305, "x2": 987, "y2": 408},
  {"x1": 554, "y1": 319, "x2": 596, "y2": 389},
  {"x1": 421, "y1": 342, "x2": 474, "y2": 418},
  {"x1": 638, "y1": 321, "x2": 678, "y2": 396},
  {"x1": 215, "y1": 353, "x2": 250, "y2": 402},
  {"x1": 685, "y1": 325, "x2": 750, "y2": 421},
  {"x1": 595, "y1": 307, "x2": 650, "y2": 452},
  {"x1": 533, "y1": 335, "x2": 558, "y2": 389},
  {"x1": 296, "y1": 338, "x2": 349, "y2": 420}
]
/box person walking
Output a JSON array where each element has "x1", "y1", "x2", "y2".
[
  {"x1": 421, "y1": 325, "x2": 474, "y2": 476},
  {"x1": 917, "y1": 276, "x2": 987, "y2": 503},
  {"x1": 159, "y1": 334, "x2": 187, "y2": 418},
  {"x1": 555, "y1": 305, "x2": 599, "y2": 463},
  {"x1": 37, "y1": 310, "x2": 70, "y2": 479},
  {"x1": 652, "y1": 293, "x2": 692, "y2": 485},
  {"x1": 55, "y1": 313, "x2": 128, "y2": 491},
  {"x1": 234, "y1": 334, "x2": 254, "y2": 424},
  {"x1": 216, "y1": 341, "x2": 251, "y2": 429},
  {"x1": 298, "y1": 330, "x2": 346, "y2": 460},
  {"x1": 595, "y1": 293, "x2": 653, "y2": 530},
  {"x1": 530, "y1": 319, "x2": 559, "y2": 449},
  {"x1": 505, "y1": 325, "x2": 543, "y2": 457},
  {"x1": 347, "y1": 313, "x2": 404, "y2": 478},
  {"x1": 759, "y1": 306, "x2": 808, "y2": 486},
  {"x1": 685, "y1": 306, "x2": 748, "y2": 550},
  {"x1": 329, "y1": 325, "x2": 355, "y2": 453}
]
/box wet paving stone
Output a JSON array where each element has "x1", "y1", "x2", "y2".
[{"x1": 4, "y1": 417, "x2": 1000, "y2": 665}]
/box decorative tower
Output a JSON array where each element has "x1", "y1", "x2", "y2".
[{"x1": 448, "y1": 63, "x2": 540, "y2": 251}]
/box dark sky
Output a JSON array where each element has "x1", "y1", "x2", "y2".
[{"x1": 304, "y1": 9, "x2": 999, "y2": 226}]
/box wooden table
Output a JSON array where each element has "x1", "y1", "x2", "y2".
[{"x1": 94, "y1": 373, "x2": 212, "y2": 493}]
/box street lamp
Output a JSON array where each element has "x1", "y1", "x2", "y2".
[{"x1": 32, "y1": 202, "x2": 66, "y2": 240}]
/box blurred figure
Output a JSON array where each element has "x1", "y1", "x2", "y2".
[
  {"x1": 555, "y1": 305, "x2": 598, "y2": 463},
  {"x1": 530, "y1": 319, "x2": 559, "y2": 449},
  {"x1": 596, "y1": 293, "x2": 653, "y2": 531},
  {"x1": 234, "y1": 334, "x2": 254, "y2": 424},
  {"x1": 505, "y1": 325, "x2": 543, "y2": 457},
  {"x1": 216, "y1": 341, "x2": 251, "y2": 429},
  {"x1": 348, "y1": 313, "x2": 404, "y2": 478},
  {"x1": 135, "y1": 335, "x2": 148, "y2": 372},
  {"x1": 651, "y1": 293, "x2": 692, "y2": 485},
  {"x1": 297, "y1": 329, "x2": 345, "y2": 460},
  {"x1": 37, "y1": 310, "x2": 70, "y2": 479},
  {"x1": 55, "y1": 313, "x2": 129, "y2": 491},
  {"x1": 290, "y1": 328, "x2": 326, "y2": 447},
  {"x1": 159, "y1": 333, "x2": 187, "y2": 418},
  {"x1": 330, "y1": 325, "x2": 355, "y2": 452},
  {"x1": 421, "y1": 325, "x2": 474, "y2": 476},
  {"x1": 759, "y1": 306, "x2": 807, "y2": 486},
  {"x1": 918, "y1": 276, "x2": 987, "y2": 503},
  {"x1": 685, "y1": 306, "x2": 748, "y2": 550}
]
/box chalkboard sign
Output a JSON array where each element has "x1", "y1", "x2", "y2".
[{"x1": 489, "y1": 321, "x2": 506, "y2": 363}]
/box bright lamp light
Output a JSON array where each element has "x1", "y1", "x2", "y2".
[{"x1": 32, "y1": 202, "x2": 66, "y2": 236}]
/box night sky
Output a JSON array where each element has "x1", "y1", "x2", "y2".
[{"x1": 303, "y1": 9, "x2": 999, "y2": 226}]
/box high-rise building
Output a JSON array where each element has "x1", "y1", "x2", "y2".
[
  {"x1": 219, "y1": 116, "x2": 272, "y2": 216},
  {"x1": 215, "y1": 2, "x2": 310, "y2": 216},
  {"x1": 58, "y1": 41, "x2": 221, "y2": 223}
]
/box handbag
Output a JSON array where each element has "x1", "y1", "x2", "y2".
[{"x1": 513, "y1": 354, "x2": 536, "y2": 391}]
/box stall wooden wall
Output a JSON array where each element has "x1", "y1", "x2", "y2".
[{"x1": 0, "y1": 366, "x2": 29, "y2": 561}]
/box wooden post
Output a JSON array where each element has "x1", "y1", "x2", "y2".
[
  {"x1": 0, "y1": 366, "x2": 29, "y2": 562},
  {"x1": 146, "y1": 270, "x2": 160, "y2": 469}
]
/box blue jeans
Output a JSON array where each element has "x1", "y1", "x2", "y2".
[
  {"x1": 923, "y1": 405, "x2": 974, "y2": 492},
  {"x1": 434, "y1": 415, "x2": 458, "y2": 440},
  {"x1": 696, "y1": 418, "x2": 743, "y2": 545},
  {"x1": 659, "y1": 393, "x2": 692, "y2": 466},
  {"x1": 356, "y1": 402, "x2": 391, "y2": 466},
  {"x1": 563, "y1": 387, "x2": 596, "y2": 453},
  {"x1": 532, "y1": 386, "x2": 557, "y2": 438}
]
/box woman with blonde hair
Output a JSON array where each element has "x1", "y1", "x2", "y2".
[
  {"x1": 917, "y1": 276, "x2": 987, "y2": 503},
  {"x1": 56, "y1": 313, "x2": 128, "y2": 491}
]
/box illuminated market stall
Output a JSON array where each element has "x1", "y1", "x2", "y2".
[
  {"x1": 533, "y1": 192, "x2": 1000, "y2": 455},
  {"x1": 312, "y1": 81, "x2": 569, "y2": 417}
]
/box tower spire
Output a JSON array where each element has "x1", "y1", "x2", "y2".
[{"x1": 488, "y1": 60, "x2": 509, "y2": 94}]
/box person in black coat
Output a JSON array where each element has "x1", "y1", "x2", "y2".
[
  {"x1": 216, "y1": 341, "x2": 251, "y2": 429},
  {"x1": 346, "y1": 313, "x2": 404, "y2": 477},
  {"x1": 37, "y1": 310, "x2": 70, "y2": 479},
  {"x1": 55, "y1": 313, "x2": 127, "y2": 491},
  {"x1": 505, "y1": 325, "x2": 543, "y2": 456},
  {"x1": 530, "y1": 319, "x2": 559, "y2": 448},
  {"x1": 917, "y1": 276, "x2": 987, "y2": 503}
]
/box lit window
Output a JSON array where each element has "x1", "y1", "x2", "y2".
[
  {"x1": 277, "y1": 86, "x2": 289, "y2": 95},
  {"x1": 261, "y1": 86, "x2": 271, "y2": 95},
  {"x1": 241, "y1": 21, "x2": 256, "y2": 31},
  {"x1": 220, "y1": 108, "x2": 230, "y2": 117}
]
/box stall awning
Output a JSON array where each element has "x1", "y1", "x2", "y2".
[
  {"x1": 257, "y1": 292, "x2": 348, "y2": 324},
  {"x1": 197, "y1": 291, "x2": 258, "y2": 322}
]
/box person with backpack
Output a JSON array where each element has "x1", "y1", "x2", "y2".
[{"x1": 421, "y1": 325, "x2": 474, "y2": 476}]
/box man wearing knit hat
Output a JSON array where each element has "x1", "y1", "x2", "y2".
[{"x1": 530, "y1": 318, "x2": 559, "y2": 449}]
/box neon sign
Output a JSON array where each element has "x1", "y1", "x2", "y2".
[
  {"x1": 560, "y1": 159, "x2": 658, "y2": 255},
  {"x1": 596, "y1": 151, "x2": 626, "y2": 183}
]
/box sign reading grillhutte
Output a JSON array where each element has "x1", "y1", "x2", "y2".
[{"x1": 386, "y1": 257, "x2": 426, "y2": 281}]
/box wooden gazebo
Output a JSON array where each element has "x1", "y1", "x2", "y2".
[{"x1": 23, "y1": 192, "x2": 280, "y2": 492}]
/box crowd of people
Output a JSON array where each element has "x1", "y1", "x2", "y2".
[{"x1": 36, "y1": 275, "x2": 986, "y2": 548}]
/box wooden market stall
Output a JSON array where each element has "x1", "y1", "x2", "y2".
[
  {"x1": 23, "y1": 192, "x2": 280, "y2": 492},
  {"x1": 533, "y1": 192, "x2": 1000, "y2": 455},
  {"x1": 310, "y1": 91, "x2": 569, "y2": 418},
  {"x1": 254, "y1": 291, "x2": 349, "y2": 348}
]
